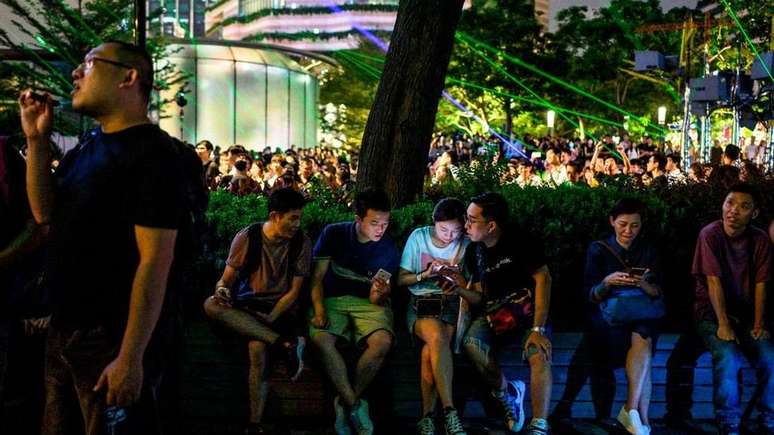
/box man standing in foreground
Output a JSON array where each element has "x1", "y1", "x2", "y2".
[{"x1": 20, "y1": 41, "x2": 184, "y2": 434}]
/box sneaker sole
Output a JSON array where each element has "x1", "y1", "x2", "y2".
[
  {"x1": 511, "y1": 380, "x2": 526, "y2": 432},
  {"x1": 289, "y1": 337, "x2": 306, "y2": 382}
]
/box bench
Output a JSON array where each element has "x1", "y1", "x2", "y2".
[{"x1": 180, "y1": 320, "x2": 759, "y2": 431}]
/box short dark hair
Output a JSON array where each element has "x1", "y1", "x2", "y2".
[
  {"x1": 667, "y1": 153, "x2": 681, "y2": 166},
  {"x1": 197, "y1": 140, "x2": 213, "y2": 151},
  {"x1": 227, "y1": 144, "x2": 247, "y2": 155},
  {"x1": 104, "y1": 41, "x2": 154, "y2": 104},
  {"x1": 432, "y1": 197, "x2": 465, "y2": 223},
  {"x1": 268, "y1": 187, "x2": 306, "y2": 214},
  {"x1": 233, "y1": 160, "x2": 248, "y2": 172},
  {"x1": 727, "y1": 182, "x2": 760, "y2": 209},
  {"x1": 471, "y1": 192, "x2": 509, "y2": 228},
  {"x1": 609, "y1": 197, "x2": 647, "y2": 220},
  {"x1": 724, "y1": 144, "x2": 740, "y2": 161},
  {"x1": 354, "y1": 188, "x2": 391, "y2": 218},
  {"x1": 650, "y1": 153, "x2": 667, "y2": 171}
]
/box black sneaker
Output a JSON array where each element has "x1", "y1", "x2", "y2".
[{"x1": 283, "y1": 336, "x2": 305, "y2": 381}]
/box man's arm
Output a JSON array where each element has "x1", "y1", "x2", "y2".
[
  {"x1": 532, "y1": 265, "x2": 552, "y2": 328},
  {"x1": 310, "y1": 259, "x2": 330, "y2": 328},
  {"x1": 268, "y1": 276, "x2": 304, "y2": 322},
  {"x1": 94, "y1": 225, "x2": 177, "y2": 406},
  {"x1": 707, "y1": 275, "x2": 736, "y2": 341},
  {"x1": 19, "y1": 91, "x2": 55, "y2": 225}
]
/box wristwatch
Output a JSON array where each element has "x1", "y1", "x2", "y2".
[{"x1": 530, "y1": 326, "x2": 546, "y2": 335}]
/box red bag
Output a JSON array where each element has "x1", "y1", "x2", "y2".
[{"x1": 485, "y1": 288, "x2": 533, "y2": 335}]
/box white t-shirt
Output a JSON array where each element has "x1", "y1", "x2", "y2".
[{"x1": 400, "y1": 226, "x2": 469, "y2": 296}]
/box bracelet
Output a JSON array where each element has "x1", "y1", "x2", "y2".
[
  {"x1": 530, "y1": 326, "x2": 546, "y2": 335},
  {"x1": 416, "y1": 272, "x2": 422, "y2": 283}
]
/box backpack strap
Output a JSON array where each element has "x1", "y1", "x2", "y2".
[
  {"x1": 237, "y1": 222, "x2": 265, "y2": 284},
  {"x1": 286, "y1": 229, "x2": 305, "y2": 281},
  {"x1": 594, "y1": 240, "x2": 630, "y2": 270}
]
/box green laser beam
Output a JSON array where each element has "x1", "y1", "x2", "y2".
[
  {"x1": 457, "y1": 36, "x2": 614, "y2": 151},
  {"x1": 719, "y1": 0, "x2": 773, "y2": 82},
  {"x1": 447, "y1": 77, "x2": 648, "y2": 133},
  {"x1": 338, "y1": 50, "x2": 663, "y2": 136},
  {"x1": 336, "y1": 51, "x2": 543, "y2": 155},
  {"x1": 456, "y1": 31, "x2": 668, "y2": 135}
]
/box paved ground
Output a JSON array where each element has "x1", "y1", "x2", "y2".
[{"x1": 184, "y1": 417, "x2": 732, "y2": 435}]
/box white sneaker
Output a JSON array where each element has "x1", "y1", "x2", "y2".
[
  {"x1": 334, "y1": 396, "x2": 352, "y2": 435},
  {"x1": 492, "y1": 379, "x2": 526, "y2": 432},
  {"x1": 617, "y1": 406, "x2": 647, "y2": 435},
  {"x1": 349, "y1": 399, "x2": 374, "y2": 435}
]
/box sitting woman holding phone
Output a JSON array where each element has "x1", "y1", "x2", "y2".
[
  {"x1": 398, "y1": 198, "x2": 470, "y2": 435},
  {"x1": 585, "y1": 198, "x2": 664, "y2": 435}
]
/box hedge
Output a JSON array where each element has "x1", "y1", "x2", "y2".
[{"x1": 203, "y1": 178, "x2": 774, "y2": 331}]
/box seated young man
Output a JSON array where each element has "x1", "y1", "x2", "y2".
[
  {"x1": 309, "y1": 188, "x2": 400, "y2": 435},
  {"x1": 692, "y1": 183, "x2": 773, "y2": 435},
  {"x1": 203, "y1": 188, "x2": 311, "y2": 435},
  {"x1": 445, "y1": 192, "x2": 553, "y2": 435}
]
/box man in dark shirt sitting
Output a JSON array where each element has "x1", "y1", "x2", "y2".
[
  {"x1": 449, "y1": 192, "x2": 553, "y2": 435},
  {"x1": 692, "y1": 183, "x2": 773, "y2": 435},
  {"x1": 20, "y1": 41, "x2": 185, "y2": 434},
  {"x1": 309, "y1": 189, "x2": 399, "y2": 435}
]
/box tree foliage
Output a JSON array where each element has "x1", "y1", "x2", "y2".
[{"x1": 0, "y1": 0, "x2": 186, "y2": 136}]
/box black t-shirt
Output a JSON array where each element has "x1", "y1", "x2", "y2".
[
  {"x1": 464, "y1": 230, "x2": 548, "y2": 303},
  {"x1": 49, "y1": 124, "x2": 184, "y2": 336}
]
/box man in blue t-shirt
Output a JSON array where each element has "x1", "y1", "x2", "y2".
[{"x1": 309, "y1": 188, "x2": 399, "y2": 435}]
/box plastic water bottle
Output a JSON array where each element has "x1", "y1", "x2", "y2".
[{"x1": 104, "y1": 405, "x2": 127, "y2": 435}]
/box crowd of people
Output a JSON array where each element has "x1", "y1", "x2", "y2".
[
  {"x1": 427, "y1": 131, "x2": 773, "y2": 189},
  {"x1": 1, "y1": 40, "x2": 774, "y2": 435},
  {"x1": 194, "y1": 129, "x2": 772, "y2": 207}
]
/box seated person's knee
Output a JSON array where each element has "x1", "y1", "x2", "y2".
[
  {"x1": 368, "y1": 330, "x2": 393, "y2": 354},
  {"x1": 203, "y1": 296, "x2": 224, "y2": 318}
]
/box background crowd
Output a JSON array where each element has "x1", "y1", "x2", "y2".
[{"x1": 195, "y1": 129, "x2": 773, "y2": 204}]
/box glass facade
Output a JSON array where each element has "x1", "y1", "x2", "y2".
[{"x1": 159, "y1": 43, "x2": 319, "y2": 150}]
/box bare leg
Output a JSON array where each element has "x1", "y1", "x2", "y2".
[
  {"x1": 415, "y1": 319, "x2": 455, "y2": 409},
  {"x1": 625, "y1": 333, "x2": 652, "y2": 414},
  {"x1": 420, "y1": 344, "x2": 437, "y2": 415},
  {"x1": 638, "y1": 358, "x2": 652, "y2": 426},
  {"x1": 312, "y1": 332, "x2": 357, "y2": 406},
  {"x1": 463, "y1": 337, "x2": 506, "y2": 391},
  {"x1": 353, "y1": 330, "x2": 393, "y2": 397},
  {"x1": 204, "y1": 297, "x2": 279, "y2": 343},
  {"x1": 528, "y1": 352, "x2": 553, "y2": 419},
  {"x1": 247, "y1": 341, "x2": 269, "y2": 424}
]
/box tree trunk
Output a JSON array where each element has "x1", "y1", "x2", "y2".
[{"x1": 356, "y1": 0, "x2": 466, "y2": 207}]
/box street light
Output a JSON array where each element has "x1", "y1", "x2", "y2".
[
  {"x1": 657, "y1": 106, "x2": 667, "y2": 125},
  {"x1": 547, "y1": 110, "x2": 555, "y2": 136}
]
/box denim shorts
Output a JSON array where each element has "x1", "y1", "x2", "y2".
[
  {"x1": 406, "y1": 293, "x2": 460, "y2": 335},
  {"x1": 464, "y1": 315, "x2": 552, "y2": 361}
]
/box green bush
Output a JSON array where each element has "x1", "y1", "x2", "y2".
[{"x1": 204, "y1": 179, "x2": 774, "y2": 331}]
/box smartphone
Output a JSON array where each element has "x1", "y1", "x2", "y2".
[
  {"x1": 626, "y1": 267, "x2": 649, "y2": 279},
  {"x1": 373, "y1": 268, "x2": 392, "y2": 282}
]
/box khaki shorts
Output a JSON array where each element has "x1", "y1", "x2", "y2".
[{"x1": 309, "y1": 295, "x2": 394, "y2": 346}]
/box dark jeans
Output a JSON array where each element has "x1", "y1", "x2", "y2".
[
  {"x1": 42, "y1": 326, "x2": 162, "y2": 435},
  {"x1": 0, "y1": 318, "x2": 9, "y2": 413},
  {"x1": 697, "y1": 320, "x2": 774, "y2": 429}
]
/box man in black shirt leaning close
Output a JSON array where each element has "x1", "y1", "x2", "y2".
[
  {"x1": 443, "y1": 192, "x2": 553, "y2": 435},
  {"x1": 20, "y1": 41, "x2": 184, "y2": 434}
]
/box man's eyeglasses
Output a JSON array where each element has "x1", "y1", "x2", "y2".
[{"x1": 80, "y1": 57, "x2": 135, "y2": 72}]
